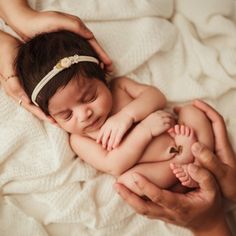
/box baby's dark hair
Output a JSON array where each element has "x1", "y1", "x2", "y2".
[{"x1": 15, "y1": 30, "x2": 106, "y2": 115}]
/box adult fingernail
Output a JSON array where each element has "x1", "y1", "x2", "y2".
[{"x1": 191, "y1": 142, "x2": 203, "y2": 155}]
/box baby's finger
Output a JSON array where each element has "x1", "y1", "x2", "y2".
[
  {"x1": 107, "y1": 129, "x2": 118, "y2": 151},
  {"x1": 112, "y1": 130, "x2": 125, "y2": 148},
  {"x1": 96, "y1": 129, "x2": 104, "y2": 144},
  {"x1": 102, "y1": 129, "x2": 111, "y2": 149}
]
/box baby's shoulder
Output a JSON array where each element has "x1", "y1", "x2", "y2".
[{"x1": 109, "y1": 76, "x2": 131, "y2": 89}]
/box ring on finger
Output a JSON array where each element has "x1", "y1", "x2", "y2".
[{"x1": 18, "y1": 96, "x2": 23, "y2": 106}]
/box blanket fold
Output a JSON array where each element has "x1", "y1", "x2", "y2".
[{"x1": 0, "y1": 0, "x2": 236, "y2": 235}]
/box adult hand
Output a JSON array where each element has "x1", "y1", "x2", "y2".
[
  {"x1": 0, "y1": 0, "x2": 112, "y2": 71},
  {"x1": 192, "y1": 99, "x2": 236, "y2": 202},
  {"x1": 0, "y1": 1, "x2": 112, "y2": 122},
  {"x1": 0, "y1": 30, "x2": 53, "y2": 122},
  {"x1": 16, "y1": 10, "x2": 113, "y2": 72},
  {"x1": 114, "y1": 167, "x2": 231, "y2": 235}
]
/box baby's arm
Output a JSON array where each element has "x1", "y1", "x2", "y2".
[
  {"x1": 71, "y1": 121, "x2": 153, "y2": 176},
  {"x1": 97, "y1": 77, "x2": 167, "y2": 150},
  {"x1": 113, "y1": 77, "x2": 166, "y2": 122},
  {"x1": 71, "y1": 110, "x2": 172, "y2": 176}
]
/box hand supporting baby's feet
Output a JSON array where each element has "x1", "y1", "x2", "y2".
[
  {"x1": 170, "y1": 163, "x2": 199, "y2": 188},
  {"x1": 141, "y1": 110, "x2": 175, "y2": 137}
]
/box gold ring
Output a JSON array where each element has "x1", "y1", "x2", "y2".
[{"x1": 18, "y1": 98, "x2": 23, "y2": 106}]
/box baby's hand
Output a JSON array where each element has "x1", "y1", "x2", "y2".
[
  {"x1": 141, "y1": 110, "x2": 175, "y2": 137},
  {"x1": 96, "y1": 112, "x2": 134, "y2": 151}
]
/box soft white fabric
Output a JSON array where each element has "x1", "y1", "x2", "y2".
[{"x1": 1, "y1": 0, "x2": 236, "y2": 235}]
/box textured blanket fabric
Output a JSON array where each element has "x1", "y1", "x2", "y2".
[{"x1": 0, "y1": 0, "x2": 236, "y2": 235}]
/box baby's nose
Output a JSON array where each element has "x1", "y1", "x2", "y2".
[{"x1": 78, "y1": 108, "x2": 93, "y2": 122}]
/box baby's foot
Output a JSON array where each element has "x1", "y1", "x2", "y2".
[
  {"x1": 170, "y1": 163, "x2": 199, "y2": 188},
  {"x1": 168, "y1": 124, "x2": 197, "y2": 164}
]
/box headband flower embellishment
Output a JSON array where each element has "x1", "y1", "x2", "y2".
[
  {"x1": 55, "y1": 55, "x2": 82, "y2": 69},
  {"x1": 31, "y1": 54, "x2": 99, "y2": 106},
  {"x1": 55, "y1": 57, "x2": 72, "y2": 69}
]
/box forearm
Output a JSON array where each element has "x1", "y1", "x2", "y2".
[
  {"x1": 71, "y1": 123, "x2": 152, "y2": 176},
  {"x1": 122, "y1": 87, "x2": 166, "y2": 122},
  {"x1": 0, "y1": 30, "x2": 19, "y2": 76},
  {"x1": 106, "y1": 123, "x2": 152, "y2": 175},
  {"x1": 192, "y1": 215, "x2": 232, "y2": 236},
  {"x1": 0, "y1": 0, "x2": 36, "y2": 38}
]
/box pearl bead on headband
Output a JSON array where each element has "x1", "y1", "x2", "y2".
[{"x1": 31, "y1": 54, "x2": 99, "y2": 106}]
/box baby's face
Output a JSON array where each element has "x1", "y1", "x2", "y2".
[{"x1": 48, "y1": 75, "x2": 112, "y2": 135}]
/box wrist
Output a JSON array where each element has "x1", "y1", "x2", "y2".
[
  {"x1": 138, "y1": 121, "x2": 153, "y2": 140},
  {"x1": 120, "y1": 108, "x2": 136, "y2": 124},
  {"x1": 192, "y1": 214, "x2": 232, "y2": 236},
  {"x1": 0, "y1": 0, "x2": 37, "y2": 39}
]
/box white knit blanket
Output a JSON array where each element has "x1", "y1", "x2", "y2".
[{"x1": 1, "y1": 0, "x2": 236, "y2": 235}]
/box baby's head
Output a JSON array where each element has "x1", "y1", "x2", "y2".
[{"x1": 16, "y1": 30, "x2": 112, "y2": 134}]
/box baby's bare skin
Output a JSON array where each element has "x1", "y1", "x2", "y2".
[{"x1": 115, "y1": 106, "x2": 214, "y2": 195}]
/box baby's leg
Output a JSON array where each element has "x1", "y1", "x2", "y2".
[
  {"x1": 177, "y1": 104, "x2": 214, "y2": 149},
  {"x1": 117, "y1": 160, "x2": 177, "y2": 196},
  {"x1": 170, "y1": 105, "x2": 214, "y2": 187}
]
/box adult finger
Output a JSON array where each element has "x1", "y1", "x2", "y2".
[
  {"x1": 191, "y1": 142, "x2": 227, "y2": 179},
  {"x1": 88, "y1": 38, "x2": 113, "y2": 72},
  {"x1": 58, "y1": 12, "x2": 94, "y2": 39},
  {"x1": 192, "y1": 100, "x2": 223, "y2": 123},
  {"x1": 187, "y1": 163, "x2": 219, "y2": 198},
  {"x1": 193, "y1": 100, "x2": 235, "y2": 165},
  {"x1": 193, "y1": 99, "x2": 228, "y2": 143},
  {"x1": 130, "y1": 173, "x2": 182, "y2": 210},
  {"x1": 43, "y1": 12, "x2": 113, "y2": 71},
  {"x1": 60, "y1": 13, "x2": 113, "y2": 71},
  {"x1": 22, "y1": 101, "x2": 55, "y2": 123},
  {"x1": 2, "y1": 77, "x2": 53, "y2": 123},
  {"x1": 114, "y1": 183, "x2": 163, "y2": 216}
]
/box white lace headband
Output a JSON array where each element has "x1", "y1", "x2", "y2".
[{"x1": 31, "y1": 54, "x2": 99, "y2": 106}]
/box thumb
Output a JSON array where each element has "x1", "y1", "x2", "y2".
[
  {"x1": 191, "y1": 142, "x2": 226, "y2": 180},
  {"x1": 187, "y1": 164, "x2": 218, "y2": 195}
]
